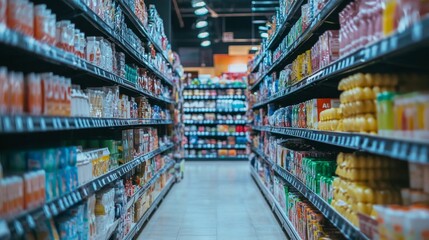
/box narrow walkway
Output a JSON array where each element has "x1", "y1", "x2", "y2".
[{"x1": 138, "y1": 161, "x2": 288, "y2": 240}]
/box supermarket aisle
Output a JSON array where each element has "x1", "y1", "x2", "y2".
[{"x1": 138, "y1": 161, "x2": 288, "y2": 240}]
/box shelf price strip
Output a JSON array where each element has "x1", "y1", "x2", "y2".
[
  {"x1": 0, "y1": 116, "x2": 173, "y2": 134},
  {"x1": 252, "y1": 126, "x2": 429, "y2": 163}
]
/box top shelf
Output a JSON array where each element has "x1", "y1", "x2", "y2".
[
  {"x1": 64, "y1": 0, "x2": 174, "y2": 86},
  {"x1": 117, "y1": 1, "x2": 172, "y2": 66},
  {"x1": 265, "y1": 0, "x2": 305, "y2": 51},
  {"x1": 249, "y1": 0, "x2": 345, "y2": 91}
]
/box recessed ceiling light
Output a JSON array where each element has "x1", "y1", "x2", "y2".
[
  {"x1": 192, "y1": 0, "x2": 206, "y2": 8},
  {"x1": 198, "y1": 31, "x2": 210, "y2": 38},
  {"x1": 260, "y1": 32, "x2": 268, "y2": 38},
  {"x1": 196, "y1": 20, "x2": 208, "y2": 28},
  {"x1": 201, "y1": 40, "x2": 211, "y2": 47},
  {"x1": 194, "y1": 7, "x2": 209, "y2": 15}
]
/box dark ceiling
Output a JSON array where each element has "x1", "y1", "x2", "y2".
[{"x1": 170, "y1": 0, "x2": 277, "y2": 50}]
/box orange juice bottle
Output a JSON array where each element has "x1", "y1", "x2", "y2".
[{"x1": 34, "y1": 4, "x2": 48, "y2": 42}]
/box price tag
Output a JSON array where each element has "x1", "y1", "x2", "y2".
[
  {"x1": 63, "y1": 197, "x2": 70, "y2": 208},
  {"x1": 15, "y1": 116, "x2": 23, "y2": 132},
  {"x1": 58, "y1": 199, "x2": 65, "y2": 210},
  {"x1": 50, "y1": 203, "x2": 58, "y2": 216},
  {"x1": 2, "y1": 116, "x2": 11, "y2": 132},
  {"x1": 43, "y1": 205, "x2": 52, "y2": 218},
  {"x1": 412, "y1": 23, "x2": 423, "y2": 41},
  {"x1": 390, "y1": 36, "x2": 398, "y2": 50},
  {"x1": 362, "y1": 137, "x2": 370, "y2": 149},
  {"x1": 72, "y1": 192, "x2": 78, "y2": 203},
  {"x1": 92, "y1": 182, "x2": 98, "y2": 191},
  {"x1": 371, "y1": 44, "x2": 378, "y2": 59},
  {"x1": 380, "y1": 40, "x2": 388, "y2": 53},
  {"x1": 77, "y1": 191, "x2": 82, "y2": 201}
]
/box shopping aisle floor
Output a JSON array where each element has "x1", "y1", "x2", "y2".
[{"x1": 138, "y1": 161, "x2": 288, "y2": 240}]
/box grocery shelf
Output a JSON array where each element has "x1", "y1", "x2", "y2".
[
  {"x1": 265, "y1": 0, "x2": 305, "y2": 51},
  {"x1": 0, "y1": 116, "x2": 172, "y2": 134},
  {"x1": 250, "y1": 0, "x2": 346, "y2": 91},
  {"x1": 184, "y1": 120, "x2": 248, "y2": 125},
  {"x1": 184, "y1": 95, "x2": 246, "y2": 100},
  {"x1": 184, "y1": 85, "x2": 247, "y2": 90},
  {"x1": 252, "y1": 6, "x2": 429, "y2": 96},
  {"x1": 0, "y1": 28, "x2": 174, "y2": 105},
  {"x1": 61, "y1": 0, "x2": 173, "y2": 86},
  {"x1": 250, "y1": 147, "x2": 368, "y2": 240},
  {"x1": 249, "y1": 52, "x2": 266, "y2": 73},
  {"x1": 250, "y1": 169, "x2": 301, "y2": 240},
  {"x1": 252, "y1": 125, "x2": 429, "y2": 163},
  {"x1": 273, "y1": 166, "x2": 368, "y2": 240},
  {"x1": 185, "y1": 157, "x2": 247, "y2": 161},
  {"x1": 117, "y1": 1, "x2": 172, "y2": 66},
  {"x1": 6, "y1": 143, "x2": 175, "y2": 238},
  {"x1": 184, "y1": 108, "x2": 247, "y2": 113},
  {"x1": 126, "y1": 161, "x2": 175, "y2": 211},
  {"x1": 184, "y1": 144, "x2": 246, "y2": 149},
  {"x1": 251, "y1": 147, "x2": 274, "y2": 166},
  {"x1": 184, "y1": 132, "x2": 246, "y2": 137},
  {"x1": 123, "y1": 177, "x2": 175, "y2": 240}
]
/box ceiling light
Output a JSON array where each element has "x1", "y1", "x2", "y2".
[
  {"x1": 194, "y1": 7, "x2": 209, "y2": 15},
  {"x1": 260, "y1": 32, "x2": 268, "y2": 38},
  {"x1": 201, "y1": 40, "x2": 211, "y2": 47},
  {"x1": 196, "y1": 20, "x2": 208, "y2": 28},
  {"x1": 198, "y1": 31, "x2": 210, "y2": 38},
  {"x1": 192, "y1": 0, "x2": 206, "y2": 8},
  {"x1": 251, "y1": 46, "x2": 259, "y2": 51}
]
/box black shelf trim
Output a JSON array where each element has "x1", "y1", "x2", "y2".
[
  {"x1": 250, "y1": 169, "x2": 301, "y2": 240},
  {"x1": 0, "y1": 115, "x2": 173, "y2": 134},
  {"x1": 0, "y1": 28, "x2": 174, "y2": 104},
  {"x1": 125, "y1": 161, "x2": 175, "y2": 210},
  {"x1": 252, "y1": 125, "x2": 429, "y2": 163},
  {"x1": 273, "y1": 166, "x2": 368, "y2": 240},
  {"x1": 65, "y1": 0, "x2": 173, "y2": 86},
  {"x1": 251, "y1": 146, "x2": 274, "y2": 166},
  {"x1": 249, "y1": 52, "x2": 266, "y2": 73},
  {"x1": 6, "y1": 143, "x2": 175, "y2": 238},
  {"x1": 250, "y1": 147, "x2": 369, "y2": 240}
]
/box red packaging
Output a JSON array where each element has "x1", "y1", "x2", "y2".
[
  {"x1": 25, "y1": 73, "x2": 42, "y2": 115},
  {"x1": 9, "y1": 72, "x2": 24, "y2": 114}
]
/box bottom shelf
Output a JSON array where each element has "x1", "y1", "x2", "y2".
[
  {"x1": 124, "y1": 177, "x2": 176, "y2": 240},
  {"x1": 250, "y1": 169, "x2": 301, "y2": 240}
]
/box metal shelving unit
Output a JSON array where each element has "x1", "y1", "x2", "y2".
[
  {"x1": 6, "y1": 144, "x2": 175, "y2": 238},
  {"x1": 250, "y1": 169, "x2": 301, "y2": 240},
  {"x1": 123, "y1": 177, "x2": 176, "y2": 240},
  {"x1": 252, "y1": 125, "x2": 429, "y2": 163},
  {"x1": 0, "y1": 116, "x2": 172, "y2": 134},
  {"x1": 251, "y1": 147, "x2": 368, "y2": 240}
]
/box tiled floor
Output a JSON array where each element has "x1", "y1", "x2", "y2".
[{"x1": 137, "y1": 161, "x2": 288, "y2": 240}]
